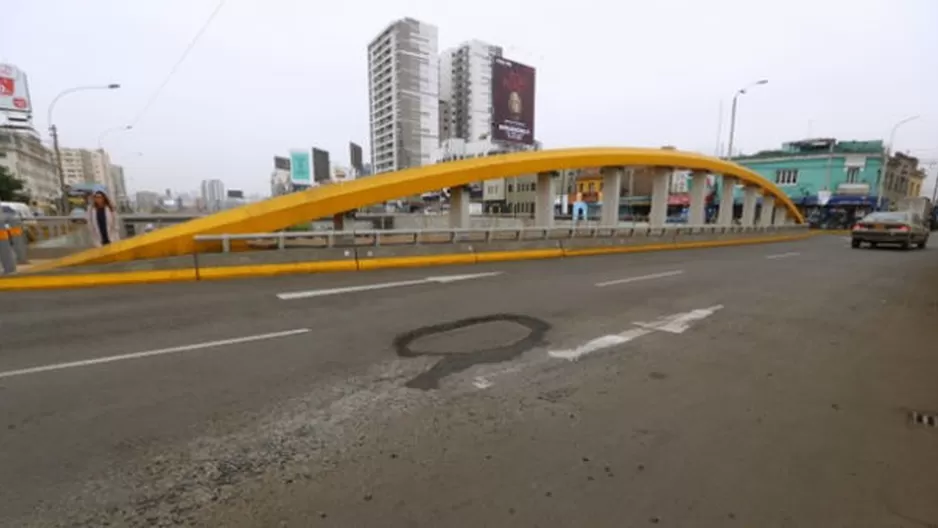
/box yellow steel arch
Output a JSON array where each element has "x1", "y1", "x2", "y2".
[{"x1": 36, "y1": 147, "x2": 804, "y2": 270}]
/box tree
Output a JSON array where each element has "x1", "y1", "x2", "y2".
[{"x1": 0, "y1": 166, "x2": 31, "y2": 203}]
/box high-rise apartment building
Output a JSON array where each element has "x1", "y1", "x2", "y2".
[
  {"x1": 60, "y1": 148, "x2": 113, "y2": 192},
  {"x1": 367, "y1": 18, "x2": 439, "y2": 174},
  {"x1": 439, "y1": 40, "x2": 502, "y2": 142},
  {"x1": 0, "y1": 128, "x2": 58, "y2": 211},
  {"x1": 200, "y1": 179, "x2": 225, "y2": 211}
]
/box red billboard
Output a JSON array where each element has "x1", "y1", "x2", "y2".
[{"x1": 491, "y1": 57, "x2": 535, "y2": 144}]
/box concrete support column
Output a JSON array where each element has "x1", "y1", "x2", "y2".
[
  {"x1": 449, "y1": 185, "x2": 471, "y2": 229},
  {"x1": 688, "y1": 171, "x2": 709, "y2": 225},
  {"x1": 649, "y1": 168, "x2": 671, "y2": 227},
  {"x1": 535, "y1": 172, "x2": 555, "y2": 228},
  {"x1": 760, "y1": 195, "x2": 776, "y2": 226},
  {"x1": 718, "y1": 176, "x2": 738, "y2": 226},
  {"x1": 601, "y1": 167, "x2": 623, "y2": 226},
  {"x1": 741, "y1": 186, "x2": 759, "y2": 226},
  {"x1": 773, "y1": 208, "x2": 787, "y2": 226}
]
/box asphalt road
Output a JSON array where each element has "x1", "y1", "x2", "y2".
[{"x1": 2, "y1": 235, "x2": 938, "y2": 527}]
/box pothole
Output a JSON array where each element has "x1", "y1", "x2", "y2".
[
  {"x1": 405, "y1": 320, "x2": 533, "y2": 355},
  {"x1": 393, "y1": 314, "x2": 550, "y2": 390}
]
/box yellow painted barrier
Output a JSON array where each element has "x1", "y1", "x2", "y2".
[
  {"x1": 30, "y1": 147, "x2": 806, "y2": 272},
  {"x1": 0, "y1": 269, "x2": 198, "y2": 291},
  {"x1": 474, "y1": 248, "x2": 565, "y2": 263},
  {"x1": 197, "y1": 260, "x2": 358, "y2": 280},
  {"x1": 357, "y1": 253, "x2": 477, "y2": 271},
  {"x1": 1, "y1": 232, "x2": 813, "y2": 291}
]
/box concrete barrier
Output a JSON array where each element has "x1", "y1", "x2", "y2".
[
  {"x1": 1, "y1": 224, "x2": 813, "y2": 290},
  {"x1": 356, "y1": 244, "x2": 476, "y2": 271},
  {"x1": 473, "y1": 240, "x2": 564, "y2": 263}
]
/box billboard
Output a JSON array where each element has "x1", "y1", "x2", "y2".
[
  {"x1": 0, "y1": 64, "x2": 31, "y2": 114},
  {"x1": 491, "y1": 57, "x2": 535, "y2": 144},
  {"x1": 349, "y1": 142, "x2": 364, "y2": 174},
  {"x1": 289, "y1": 150, "x2": 311, "y2": 184},
  {"x1": 227, "y1": 189, "x2": 244, "y2": 199},
  {"x1": 312, "y1": 148, "x2": 331, "y2": 183},
  {"x1": 273, "y1": 156, "x2": 291, "y2": 171}
]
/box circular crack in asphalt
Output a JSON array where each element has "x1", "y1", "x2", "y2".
[{"x1": 393, "y1": 313, "x2": 551, "y2": 390}]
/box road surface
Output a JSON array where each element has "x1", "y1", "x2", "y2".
[{"x1": 2, "y1": 235, "x2": 937, "y2": 527}]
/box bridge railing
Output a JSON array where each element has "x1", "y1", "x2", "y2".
[{"x1": 192, "y1": 224, "x2": 808, "y2": 254}]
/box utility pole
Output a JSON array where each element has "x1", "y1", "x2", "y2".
[{"x1": 50, "y1": 124, "x2": 67, "y2": 214}]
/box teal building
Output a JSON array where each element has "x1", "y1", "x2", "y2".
[{"x1": 719, "y1": 138, "x2": 886, "y2": 212}]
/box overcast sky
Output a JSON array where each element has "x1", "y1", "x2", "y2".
[{"x1": 4, "y1": 0, "x2": 937, "y2": 196}]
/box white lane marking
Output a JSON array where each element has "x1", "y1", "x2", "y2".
[
  {"x1": 547, "y1": 305, "x2": 724, "y2": 361},
  {"x1": 473, "y1": 377, "x2": 494, "y2": 389},
  {"x1": 548, "y1": 328, "x2": 651, "y2": 361},
  {"x1": 0, "y1": 329, "x2": 311, "y2": 380},
  {"x1": 595, "y1": 270, "x2": 685, "y2": 288},
  {"x1": 633, "y1": 305, "x2": 724, "y2": 334},
  {"x1": 765, "y1": 252, "x2": 801, "y2": 260},
  {"x1": 277, "y1": 271, "x2": 503, "y2": 300}
]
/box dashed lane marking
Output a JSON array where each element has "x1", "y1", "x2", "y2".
[{"x1": 594, "y1": 270, "x2": 685, "y2": 288}]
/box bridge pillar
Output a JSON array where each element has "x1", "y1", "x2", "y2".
[
  {"x1": 760, "y1": 195, "x2": 776, "y2": 226},
  {"x1": 773, "y1": 208, "x2": 787, "y2": 226},
  {"x1": 649, "y1": 168, "x2": 671, "y2": 227},
  {"x1": 535, "y1": 172, "x2": 556, "y2": 228},
  {"x1": 741, "y1": 186, "x2": 759, "y2": 226},
  {"x1": 688, "y1": 171, "x2": 709, "y2": 225},
  {"x1": 601, "y1": 167, "x2": 622, "y2": 226},
  {"x1": 449, "y1": 185, "x2": 471, "y2": 229},
  {"x1": 718, "y1": 176, "x2": 738, "y2": 226}
]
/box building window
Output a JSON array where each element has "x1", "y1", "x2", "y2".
[
  {"x1": 845, "y1": 167, "x2": 860, "y2": 183},
  {"x1": 507, "y1": 184, "x2": 513, "y2": 192},
  {"x1": 775, "y1": 169, "x2": 798, "y2": 186}
]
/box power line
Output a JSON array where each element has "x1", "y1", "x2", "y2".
[{"x1": 129, "y1": 0, "x2": 226, "y2": 127}]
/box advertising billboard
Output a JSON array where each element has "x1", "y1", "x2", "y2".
[
  {"x1": 273, "y1": 156, "x2": 291, "y2": 171},
  {"x1": 0, "y1": 64, "x2": 31, "y2": 114},
  {"x1": 491, "y1": 57, "x2": 535, "y2": 145},
  {"x1": 312, "y1": 148, "x2": 331, "y2": 183},
  {"x1": 289, "y1": 150, "x2": 311, "y2": 184},
  {"x1": 227, "y1": 189, "x2": 244, "y2": 199},
  {"x1": 349, "y1": 142, "x2": 364, "y2": 174}
]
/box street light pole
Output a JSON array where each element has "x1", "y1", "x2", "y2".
[
  {"x1": 877, "y1": 115, "x2": 920, "y2": 210},
  {"x1": 47, "y1": 83, "x2": 121, "y2": 214},
  {"x1": 725, "y1": 79, "x2": 768, "y2": 159}
]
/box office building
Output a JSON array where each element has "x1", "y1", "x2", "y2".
[
  {"x1": 367, "y1": 18, "x2": 439, "y2": 174},
  {"x1": 439, "y1": 40, "x2": 502, "y2": 142},
  {"x1": 200, "y1": 179, "x2": 226, "y2": 211},
  {"x1": 0, "y1": 127, "x2": 58, "y2": 211}
]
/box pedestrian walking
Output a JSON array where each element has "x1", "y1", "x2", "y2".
[{"x1": 86, "y1": 190, "x2": 120, "y2": 247}]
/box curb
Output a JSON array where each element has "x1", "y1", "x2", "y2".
[{"x1": 0, "y1": 233, "x2": 812, "y2": 292}]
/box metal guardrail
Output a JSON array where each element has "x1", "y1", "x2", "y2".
[{"x1": 193, "y1": 224, "x2": 807, "y2": 253}]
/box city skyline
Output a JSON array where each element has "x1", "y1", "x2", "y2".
[{"x1": 2, "y1": 0, "x2": 937, "y2": 196}]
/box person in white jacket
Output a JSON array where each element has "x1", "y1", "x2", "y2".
[{"x1": 86, "y1": 190, "x2": 121, "y2": 247}]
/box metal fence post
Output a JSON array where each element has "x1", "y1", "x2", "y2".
[{"x1": 0, "y1": 225, "x2": 16, "y2": 274}]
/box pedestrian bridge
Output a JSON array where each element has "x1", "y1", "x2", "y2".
[{"x1": 31, "y1": 147, "x2": 805, "y2": 270}]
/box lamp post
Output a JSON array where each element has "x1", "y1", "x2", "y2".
[
  {"x1": 877, "y1": 115, "x2": 920, "y2": 210},
  {"x1": 47, "y1": 83, "x2": 121, "y2": 213},
  {"x1": 725, "y1": 79, "x2": 768, "y2": 159}
]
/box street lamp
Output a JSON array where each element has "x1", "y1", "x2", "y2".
[
  {"x1": 725, "y1": 79, "x2": 768, "y2": 159},
  {"x1": 47, "y1": 83, "x2": 121, "y2": 213},
  {"x1": 877, "y1": 115, "x2": 921, "y2": 210}
]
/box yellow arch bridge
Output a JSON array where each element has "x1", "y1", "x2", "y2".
[{"x1": 39, "y1": 147, "x2": 805, "y2": 270}]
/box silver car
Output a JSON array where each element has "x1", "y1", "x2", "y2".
[{"x1": 851, "y1": 211, "x2": 929, "y2": 249}]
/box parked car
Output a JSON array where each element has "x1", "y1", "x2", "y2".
[{"x1": 851, "y1": 211, "x2": 929, "y2": 249}]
